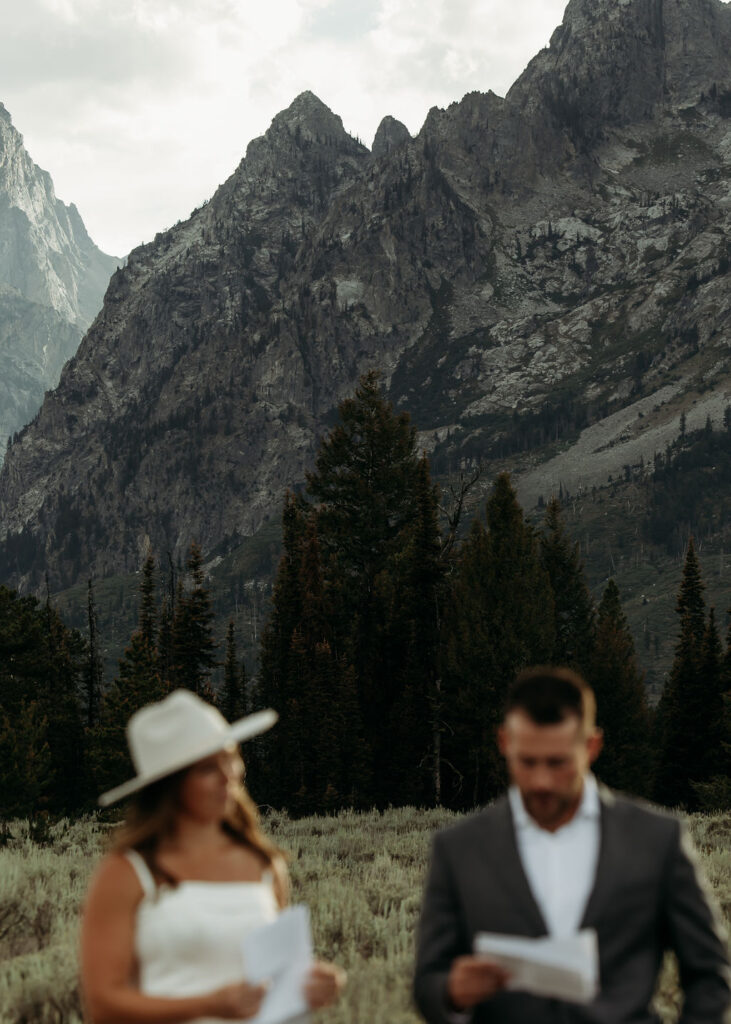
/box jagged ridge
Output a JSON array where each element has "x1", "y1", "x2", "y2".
[{"x1": 0, "y1": 0, "x2": 730, "y2": 593}]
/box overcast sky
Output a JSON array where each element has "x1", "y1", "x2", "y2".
[{"x1": 3, "y1": 0, "x2": 571, "y2": 257}]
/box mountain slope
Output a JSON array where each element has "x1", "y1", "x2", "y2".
[
  {"x1": 0, "y1": 0, "x2": 729, "y2": 593},
  {"x1": 0, "y1": 103, "x2": 118, "y2": 446}
]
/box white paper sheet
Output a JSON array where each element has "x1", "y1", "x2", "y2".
[
  {"x1": 473, "y1": 928, "x2": 599, "y2": 1004},
  {"x1": 241, "y1": 905, "x2": 314, "y2": 1024}
]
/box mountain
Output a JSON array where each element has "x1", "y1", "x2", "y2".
[
  {"x1": 0, "y1": 0, "x2": 730, "y2": 598},
  {"x1": 0, "y1": 103, "x2": 118, "y2": 449}
]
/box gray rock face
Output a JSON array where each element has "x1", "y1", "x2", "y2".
[
  {"x1": 0, "y1": 103, "x2": 118, "y2": 447},
  {"x1": 0, "y1": 0, "x2": 730, "y2": 592},
  {"x1": 371, "y1": 116, "x2": 411, "y2": 159}
]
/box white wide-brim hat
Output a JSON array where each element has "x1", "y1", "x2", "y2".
[{"x1": 98, "y1": 689, "x2": 278, "y2": 807}]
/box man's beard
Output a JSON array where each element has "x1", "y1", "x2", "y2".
[{"x1": 523, "y1": 790, "x2": 577, "y2": 830}]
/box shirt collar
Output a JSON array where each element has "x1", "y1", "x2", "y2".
[{"x1": 509, "y1": 772, "x2": 600, "y2": 832}]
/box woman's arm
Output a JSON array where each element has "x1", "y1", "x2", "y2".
[
  {"x1": 80, "y1": 854, "x2": 266, "y2": 1024},
  {"x1": 270, "y1": 853, "x2": 290, "y2": 909}
]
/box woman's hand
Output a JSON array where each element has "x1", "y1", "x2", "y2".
[
  {"x1": 304, "y1": 960, "x2": 347, "y2": 1010},
  {"x1": 210, "y1": 980, "x2": 268, "y2": 1019}
]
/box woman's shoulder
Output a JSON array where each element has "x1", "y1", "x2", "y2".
[{"x1": 85, "y1": 849, "x2": 150, "y2": 907}]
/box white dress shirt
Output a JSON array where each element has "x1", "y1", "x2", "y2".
[{"x1": 508, "y1": 773, "x2": 601, "y2": 937}]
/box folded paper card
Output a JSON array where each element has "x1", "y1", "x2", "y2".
[
  {"x1": 473, "y1": 928, "x2": 599, "y2": 1004},
  {"x1": 241, "y1": 905, "x2": 314, "y2": 1024}
]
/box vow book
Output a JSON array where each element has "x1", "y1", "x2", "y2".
[
  {"x1": 473, "y1": 928, "x2": 599, "y2": 1003},
  {"x1": 241, "y1": 905, "x2": 313, "y2": 1024}
]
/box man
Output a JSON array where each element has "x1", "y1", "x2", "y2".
[{"x1": 414, "y1": 666, "x2": 731, "y2": 1023}]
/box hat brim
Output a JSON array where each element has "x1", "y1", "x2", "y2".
[{"x1": 97, "y1": 708, "x2": 278, "y2": 807}]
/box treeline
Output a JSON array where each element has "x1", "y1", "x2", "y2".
[
  {"x1": 643, "y1": 414, "x2": 731, "y2": 554},
  {"x1": 247, "y1": 375, "x2": 729, "y2": 813},
  {"x1": 0, "y1": 545, "x2": 242, "y2": 820},
  {"x1": 0, "y1": 374, "x2": 729, "y2": 819}
]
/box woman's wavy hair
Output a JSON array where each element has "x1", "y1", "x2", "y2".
[{"x1": 110, "y1": 750, "x2": 286, "y2": 900}]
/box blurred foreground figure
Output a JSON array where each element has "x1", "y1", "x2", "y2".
[
  {"x1": 81, "y1": 689, "x2": 345, "y2": 1023},
  {"x1": 414, "y1": 666, "x2": 731, "y2": 1023}
]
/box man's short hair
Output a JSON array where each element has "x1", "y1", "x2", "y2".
[{"x1": 505, "y1": 666, "x2": 597, "y2": 731}]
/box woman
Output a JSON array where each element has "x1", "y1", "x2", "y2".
[{"x1": 81, "y1": 689, "x2": 345, "y2": 1023}]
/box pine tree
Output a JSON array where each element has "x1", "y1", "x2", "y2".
[
  {"x1": 590, "y1": 580, "x2": 651, "y2": 796},
  {"x1": 139, "y1": 554, "x2": 157, "y2": 648},
  {"x1": 157, "y1": 595, "x2": 174, "y2": 688},
  {"x1": 0, "y1": 585, "x2": 86, "y2": 815},
  {"x1": 442, "y1": 474, "x2": 555, "y2": 808},
  {"x1": 172, "y1": 542, "x2": 217, "y2": 697},
  {"x1": 83, "y1": 578, "x2": 104, "y2": 728},
  {"x1": 88, "y1": 563, "x2": 166, "y2": 799},
  {"x1": 654, "y1": 539, "x2": 709, "y2": 808},
  {"x1": 540, "y1": 498, "x2": 595, "y2": 671},
  {"x1": 90, "y1": 630, "x2": 165, "y2": 799},
  {"x1": 256, "y1": 494, "x2": 309, "y2": 806},
  {"x1": 221, "y1": 620, "x2": 246, "y2": 723},
  {"x1": 675, "y1": 537, "x2": 705, "y2": 643},
  {"x1": 390, "y1": 456, "x2": 445, "y2": 805},
  {"x1": 258, "y1": 374, "x2": 432, "y2": 810},
  {"x1": 0, "y1": 701, "x2": 53, "y2": 819},
  {"x1": 688, "y1": 609, "x2": 726, "y2": 797},
  {"x1": 305, "y1": 370, "x2": 420, "y2": 680}
]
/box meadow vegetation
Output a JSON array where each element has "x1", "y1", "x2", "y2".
[{"x1": 1, "y1": 806, "x2": 729, "y2": 1024}]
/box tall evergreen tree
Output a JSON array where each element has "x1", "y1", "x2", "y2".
[
  {"x1": 0, "y1": 585, "x2": 86, "y2": 814},
  {"x1": 691, "y1": 609, "x2": 726, "y2": 780},
  {"x1": 389, "y1": 456, "x2": 446, "y2": 805},
  {"x1": 90, "y1": 627, "x2": 165, "y2": 800},
  {"x1": 88, "y1": 559, "x2": 167, "y2": 799},
  {"x1": 221, "y1": 619, "x2": 246, "y2": 723},
  {"x1": 654, "y1": 539, "x2": 709, "y2": 808},
  {"x1": 139, "y1": 554, "x2": 157, "y2": 648},
  {"x1": 540, "y1": 498, "x2": 595, "y2": 671},
  {"x1": 441, "y1": 474, "x2": 555, "y2": 808},
  {"x1": 157, "y1": 595, "x2": 174, "y2": 688},
  {"x1": 39, "y1": 594, "x2": 86, "y2": 813},
  {"x1": 589, "y1": 579, "x2": 651, "y2": 796},
  {"x1": 0, "y1": 701, "x2": 52, "y2": 818},
  {"x1": 83, "y1": 578, "x2": 104, "y2": 729},
  {"x1": 256, "y1": 494, "x2": 309, "y2": 806},
  {"x1": 258, "y1": 374, "x2": 437, "y2": 810},
  {"x1": 171, "y1": 542, "x2": 217, "y2": 697}
]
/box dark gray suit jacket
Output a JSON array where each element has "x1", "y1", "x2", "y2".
[{"x1": 414, "y1": 788, "x2": 731, "y2": 1023}]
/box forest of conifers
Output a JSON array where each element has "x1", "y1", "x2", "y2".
[{"x1": 1, "y1": 373, "x2": 729, "y2": 822}]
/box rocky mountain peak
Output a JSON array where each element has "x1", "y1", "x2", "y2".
[
  {"x1": 270, "y1": 90, "x2": 354, "y2": 145},
  {"x1": 503, "y1": 0, "x2": 731, "y2": 167},
  {"x1": 371, "y1": 116, "x2": 411, "y2": 159},
  {"x1": 0, "y1": 101, "x2": 118, "y2": 451},
  {"x1": 0, "y1": 0, "x2": 729, "y2": 600}
]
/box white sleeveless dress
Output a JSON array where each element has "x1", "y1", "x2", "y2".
[{"x1": 125, "y1": 848, "x2": 279, "y2": 1024}]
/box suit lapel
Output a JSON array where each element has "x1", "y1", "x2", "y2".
[
  {"x1": 480, "y1": 797, "x2": 548, "y2": 936},
  {"x1": 580, "y1": 784, "x2": 618, "y2": 929}
]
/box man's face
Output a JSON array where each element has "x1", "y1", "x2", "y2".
[{"x1": 498, "y1": 710, "x2": 602, "y2": 832}]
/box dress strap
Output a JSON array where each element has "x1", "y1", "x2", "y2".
[{"x1": 124, "y1": 848, "x2": 157, "y2": 899}]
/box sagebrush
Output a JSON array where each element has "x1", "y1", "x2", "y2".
[{"x1": 1, "y1": 808, "x2": 729, "y2": 1024}]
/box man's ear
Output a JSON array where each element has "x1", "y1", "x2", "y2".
[{"x1": 587, "y1": 728, "x2": 603, "y2": 764}]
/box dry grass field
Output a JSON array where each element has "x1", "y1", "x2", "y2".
[{"x1": 0, "y1": 807, "x2": 729, "y2": 1023}]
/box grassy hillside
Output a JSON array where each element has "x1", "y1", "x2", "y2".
[{"x1": 1, "y1": 807, "x2": 729, "y2": 1023}]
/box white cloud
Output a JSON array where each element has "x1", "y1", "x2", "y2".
[{"x1": 2, "y1": 0, "x2": 569, "y2": 256}]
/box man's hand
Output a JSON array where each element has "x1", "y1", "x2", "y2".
[{"x1": 447, "y1": 955, "x2": 511, "y2": 1009}]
